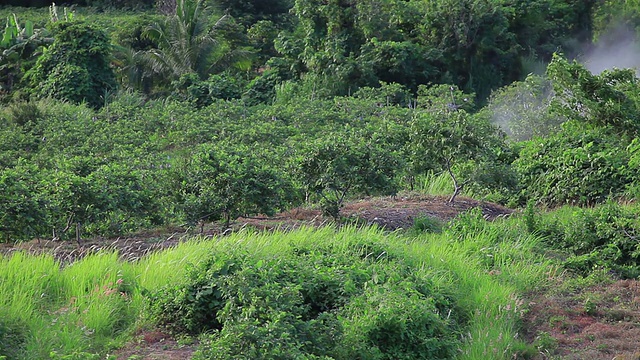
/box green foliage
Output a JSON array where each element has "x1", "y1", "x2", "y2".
[
  {"x1": 592, "y1": 0, "x2": 640, "y2": 40},
  {"x1": 340, "y1": 281, "x2": 458, "y2": 360},
  {"x1": 24, "y1": 20, "x2": 116, "y2": 108},
  {"x1": 511, "y1": 56, "x2": 640, "y2": 206},
  {"x1": 514, "y1": 121, "x2": 632, "y2": 206},
  {"x1": 408, "y1": 98, "x2": 510, "y2": 202},
  {"x1": 418, "y1": 0, "x2": 522, "y2": 101},
  {"x1": 150, "y1": 237, "x2": 462, "y2": 359},
  {"x1": 547, "y1": 55, "x2": 640, "y2": 137},
  {"x1": 296, "y1": 134, "x2": 399, "y2": 220},
  {"x1": 217, "y1": 0, "x2": 293, "y2": 25},
  {"x1": 527, "y1": 202, "x2": 640, "y2": 278},
  {"x1": 171, "y1": 72, "x2": 244, "y2": 107},
  {"x1": 148, "y1": 254, "x2": 237, "y2": 334},
  {"x1": 0, "y1": 219, "x2": 553, "y2": 359},
  {"x1": 0, "y1": 162, "x2": 46, "y2": 242},
  {"x1": 0, "y1": 314, "x2": 26, "y2": 360},
  {"x1": 511, "y1": 0, "x2": 596, "y2": 62},
  {"x1": 410, "y1": 215, "x2": 443, "y2": 235},
  {"x1": 171, "y1": 143, "x2": 294, "y2": 228},
  {"x1": 143, "y1": 0, "x2": 249, "y2": 87},
  {"x1": 0, "y1": 13, "x2": 51, "y2": 99},
  {"x1": 353, "y1": 82, "x2": 412, "y2": 107}
]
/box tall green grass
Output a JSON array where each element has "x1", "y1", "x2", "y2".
[
  {"x1": 414, "y1": 171, "x2": 453, "y2": 196},
  {"x1": 0, "y1": 215, "x2": 553, "y2": 359},
  {"x1": 0, "y1": 239, "x2": 219, "y2": 359},
  {"x1": 400, "y1": 213, "x2": 553, "y2": 359}
]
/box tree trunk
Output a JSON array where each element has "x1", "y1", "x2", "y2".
[{"x1": 445, "y1": 157, "x2": 463, "y2": 204}]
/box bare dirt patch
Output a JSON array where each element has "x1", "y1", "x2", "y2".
[
  {"x1": 238, "y1": 193, "x2": 514, "y2": 233},
  {"x1": 523, "y1": 278, "x2": 640, "y2": 359},
  {"x1": 113, "y1": 331, "x2": 196, "y2": 360}
]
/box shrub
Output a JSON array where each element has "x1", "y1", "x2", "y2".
[
  {"x1": 340, "y1": 282, "x2": 459, "y2": 360},
  {"x1": 24, "y1": 20, "x2": 117, "y2": 108},
  {"x1": 528, "y1": 202, "x2": 640, "y2": 278},
  {"x1": 513, "y1": 121, "x2": 631, "y2": 206},
  {"x1": 170, "y1": 143, "x2": 294, "y2": 228},
  {"x1": 296, "y1": 134, "x2": 399, "y2": 220},
  {"x1": 148, "y1": 241, "x2": 462, "y2": 359}
]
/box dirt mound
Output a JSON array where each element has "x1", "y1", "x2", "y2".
[
  {"x1": 239, "y1": 194, "x2": 514, "y2": 233},
  {"x1": 0, "y1": 194, "x2": 511, "y2": 264}
]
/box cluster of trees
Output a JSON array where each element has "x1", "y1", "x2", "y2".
[
  {"x1": 2, "y1": 0, "x2": 632, "y2": 107},
  {"x1": 1, "y1": 0, "x2": 640, "y2": 241}
]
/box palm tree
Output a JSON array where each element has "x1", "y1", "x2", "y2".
[{"x1": 144, "y1": 0, "x2": 249, "y2": 82}]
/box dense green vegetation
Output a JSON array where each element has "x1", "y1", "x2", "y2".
[
  {"x1": 1, "y1": 219, "x2": 554, "y2": 359},
  {"x1": 2, "y1": 0, "x2": 640, "y2": 358}
]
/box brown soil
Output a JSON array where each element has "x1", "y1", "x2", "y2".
[
  {"x1": 238, "y1": 193, "x2": 514, "y2": 233},
  {"x1": 2, "y1": 193, "x2": 638, "y2": 359},
  {"x1": 523, "y1": 278, "x2": 640, "y2": 360},
  {"x1": 113, "y1": 331, "x2": 196, "y2": 360}
]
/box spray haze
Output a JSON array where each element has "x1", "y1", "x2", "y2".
[{"x1": 583, "y1": 23, "x2": 640, "y2": 75}]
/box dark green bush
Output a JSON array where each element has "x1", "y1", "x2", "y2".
[
  {"x1": 297, "y1": 134, "x2": 399, "y2": 220},
  {"x1": 149, "y1": 242, "x2": 462, "y2": 359},
  {"x1": 172, "y1": 73, "x2": 244, "y2": 108},
  {"x1": 513, "y1": 121, "x2": 632, "y2": 206},
  {"x1": 148, "y1": 254, "x2": 239, "y2": 334},
  {"x1": 340, "y1": 282, "x2": 459, "y2": 360},
  {"x1": 24, "y1": 20, "x2": 117, "y2": 108}
]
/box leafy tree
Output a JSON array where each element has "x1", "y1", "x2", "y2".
[
  {"x1": 24, "y1": 20, "x2": 117, "y2": 108},
  {"x1": 592, "y1": 0, "x2": 639, "y2": 41},
  {"x1": 510, "y1": 0, "x2": 597, "y2": 62},
  {"x1": 37, "y1": 160, "x2": 100, "y2": 240},
  {"x1": 217, "y1": 0, "x2": 293, "y2": 25},
  {"x1": 172, "y1": 143, "x2": 293, "y2": 229},
  {"x1": 547, "y1": 54, "x2": 640, "y2": 137},
  {"x1": 418, "y1": 0, "x2": 521, "y2": 102},
  {"x1": 0, "y1": 14, "x2": 51, "y2": 99},
  {"x1": 513, "y1": 122, "x2": 631, "y2": 206},
  {"x1": 409, "y1": 86, "x2": 505, "y2": 202},
  {"x1": 357, "y1": 39, "x2": 439, "y2": 92},
  {"x1": 0, "y1": 162, "x2": 45, "y2": 242},
  {"x1": 296, "y1": 134, "x2": 399, "y2": 220},
  {"x1": 171, "y1": 72, "x2": 243, "y2": 107},
  {"x1": 513, "y1": 55, "x2": 640, "y2": 206}
]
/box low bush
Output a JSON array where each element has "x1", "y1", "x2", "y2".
[
  {"x1": 148, "y1": 238, "x2": 462, "y2": 359},
  {"x1": 527, "y1": 202, "x2": 640, "y2": 278}
]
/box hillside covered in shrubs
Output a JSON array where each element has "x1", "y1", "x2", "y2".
[{"x1": 2, "y1": 0, "x2": 640, "y2": 359}]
